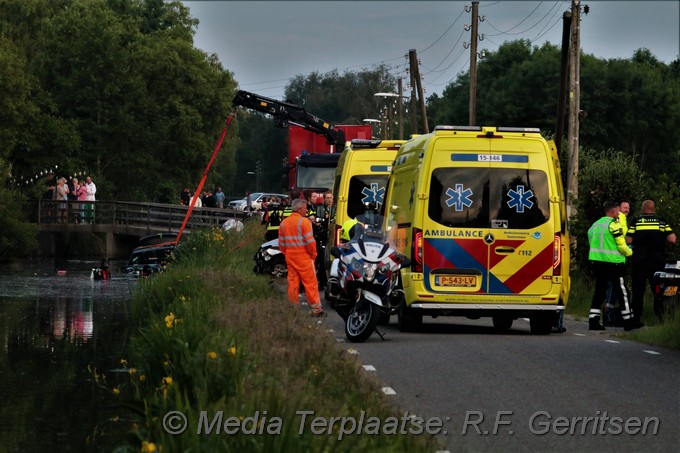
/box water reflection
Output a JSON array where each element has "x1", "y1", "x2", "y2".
[{"x1": 0, "y1": 260, "x2": 136, "y2": 452}]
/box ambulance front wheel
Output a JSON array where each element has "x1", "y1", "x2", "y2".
[{"x1": 398, "y1": 299, "x2": 422, "y2": 332}]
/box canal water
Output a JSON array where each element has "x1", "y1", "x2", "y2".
[{"x1": 0, "y1": 259, "x2": 137, "y2": 452}]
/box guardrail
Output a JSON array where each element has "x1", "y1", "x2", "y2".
[{"x1": 32, "y1": 199, "x2": 253, "y2": 232}]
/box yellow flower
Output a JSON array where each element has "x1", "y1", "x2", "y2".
[
  {"x1": 139, "y1": 375, "x2": 146, "y2": 382},
  {"x1": 112, "y1": 387, "x2": 120, "y2": 396},
  {"x1": 164, "y1": 312, "x2": 176, "y2": 329},
  {"x1": 162, "y1": 376, "x2": 173, "y2": 387},
  {"x1": 141, "y1": 441, "x2": 157, "y2": 453},
  {"x1": 179, "y1": 295, "x2": 187, "y2": 303},
  {"x1": 120, "y1": 359, "x2": 128, "y2": 367},
  {"x1": 228, "y1": 346, "x2": 237, "y2": 357},
  {"x1": 128, "y1": 367, "x2": 137, "y2": 375},
  {"x1": 207, "y1": 351, "x2": 218, "y2": 360}
]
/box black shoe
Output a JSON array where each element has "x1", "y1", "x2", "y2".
[
  {"x1": 311, "y1": 311, "x2": 327, "y2": 318},
  {"x1": 623, "y1": 319, "x2": 645, "y2": 332},
  {"x1": 551, "y1": 326, "x2": 567, "y2": 333},
  {"x1": 624, "y1": 320, "x2": 635, "y2": 331},
  {"x1": 589, "y1": 322, "x2": 605, "y2": 331}
]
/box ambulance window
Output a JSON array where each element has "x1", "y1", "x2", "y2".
[
  {"x1": 428, "y1": 168, "x2": 549, "y2": 229},
  {"x1": 346, "y1": 175, "x2": 389, "y2": 219}
]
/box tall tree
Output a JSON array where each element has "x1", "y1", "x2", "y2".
[{"x1": 3, "y1": 0, "x2": 236, "y2": 202}]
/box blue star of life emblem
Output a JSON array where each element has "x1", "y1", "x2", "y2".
[
  {"x1": 361, "y1": 183, "x2": 386, "y2": 206},
  {"x1": 507, "y1": 185, "x2": 534, "y2": 213},
  {"x1": 445, "y1": 184, "x2": 474, "y2": 211}
]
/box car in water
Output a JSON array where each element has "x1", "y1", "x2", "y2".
[{"x1": 122, "y1": 243, "x2": 176, "y2": 275}]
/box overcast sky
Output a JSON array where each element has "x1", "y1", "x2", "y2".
[{"x1": 181, "y1": 1, "x2": 680, "y2": 100}]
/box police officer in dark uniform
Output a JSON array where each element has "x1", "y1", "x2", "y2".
[{"x1": 626, "y1": 199, "x2": 677, "y2": 323}]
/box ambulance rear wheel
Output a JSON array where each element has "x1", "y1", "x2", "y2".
[
  {"x1": 492, "y1": 314, "x2": 513, "y2": 331},
  {"x1": 530, "y1": 312, "x2": 553, "y2": 335}
]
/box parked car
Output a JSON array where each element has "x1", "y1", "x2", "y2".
[
  {"x1": 251, "y1": 193, "x2": 289, "y2": 211},
  {"x1": 227, "y1": 197, "x2": 247, "y2": 210},
  {"x1": 228, "y1": 192, "x2": 289, "y2": 211}
]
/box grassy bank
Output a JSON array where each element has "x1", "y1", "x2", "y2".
[
  {"x1": 103, "y1": 222, "x2": 440, "y2": 452},
  {"x1": 566, "y1": 267, "x2": 680, "y2": 350}
]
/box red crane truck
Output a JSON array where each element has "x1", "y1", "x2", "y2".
[{"x1": 232, "y1": 90, "x2": 372, "y2": 192}]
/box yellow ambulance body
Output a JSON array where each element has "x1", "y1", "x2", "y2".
[
  {"x1": 329, "y1": 139, "x2": 405, "y2": 248},
  {"x1": 385, "y1": 126, "x2": 570, "y2": 334}
]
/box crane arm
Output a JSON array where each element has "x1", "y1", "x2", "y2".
[{"x1": 232, "y1": 90, "x2": 345, "y2": 146}]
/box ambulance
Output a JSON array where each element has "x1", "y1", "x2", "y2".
[
  {"x1": 385, "y1": 126, "x2": 570, "y2": 334},
  {"x1": 329, "y1": 139, "x2": 405, "y2": 249}
]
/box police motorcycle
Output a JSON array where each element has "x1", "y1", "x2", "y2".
[
  {"x1": 652, "y1": 259, "x2": 680, "y2": 320},
  {"x1": 325, "y1": 204, "x2": 410, "y2": 343},
  {"x1": 253, "y1": 238, "x2": 287, "y2": 278}
]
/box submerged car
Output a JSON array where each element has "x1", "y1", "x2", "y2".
[{"x1": 122, "y1": 243, "x2": 176, "y2": 275}]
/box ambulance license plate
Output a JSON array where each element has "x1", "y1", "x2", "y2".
[{"x1": 435, "y1": 275, "x2": 477, "y2": 287}]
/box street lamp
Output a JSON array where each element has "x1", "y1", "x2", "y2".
[
  {"x1": 363, "y1": 118, "x2": 383, "y2": 139},
  {"x1": 247, "y1": 160, "x2": 261, "y2": 192},
  {"x1": 374, "y1": 92, "x2": 405, "y2": 139}
]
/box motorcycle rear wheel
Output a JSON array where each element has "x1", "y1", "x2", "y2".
[{"x1": 345, "y1": 299, "x2": 380, "y2": 343}]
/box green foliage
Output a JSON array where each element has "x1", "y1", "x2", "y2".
[
  {"x1": 427, "y1": 40, "x2": 680, "y2": 179},
  {"x1": 570, "y1": 147, "x2": 646, "y2": 266},
  {"x1": 230, "y1": 112, "x2": 287, "y2": 194},
  {"x1": 643, "y1": 174, "x2": 680, "y2": 258},
  {"x1": 285, "y1": 65, "x2": 398, "y2": 125},
  {"x1": 3, "y1": 0, "x2": 237, "y2": 202},
  {"x1": 0, "y1": 160, "x2": 38, "y2": 260},
  {"x1": 108, "y1": 222, "x2": 439, "y2": 452}
]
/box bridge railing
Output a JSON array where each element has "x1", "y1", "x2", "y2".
[{"x1": 33, "y1": 199, "x2": 252, "y2": 231}]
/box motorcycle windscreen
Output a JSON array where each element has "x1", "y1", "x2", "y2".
[{"x1": 423, "y1": 167, "x2": 553, "y2": 295}]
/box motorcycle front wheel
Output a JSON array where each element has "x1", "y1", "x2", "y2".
[{"x1": 345, "y1": 299, "x2": 380, "y2": 343}]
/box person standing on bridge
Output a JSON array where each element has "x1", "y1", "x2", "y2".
[
  {"x1": 84, "y1": 176, "x2": 97, "y2": 224},
  {"x1": 214, "y1": 187, "x2": 225, "y2": 209},
  {"x1": 278, "y1": 198, "x2": 326, "y2": 317}
]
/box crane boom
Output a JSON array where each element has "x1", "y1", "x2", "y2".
[{"x1": 232, "y1": 90, "x2": 345, "y2": 146}]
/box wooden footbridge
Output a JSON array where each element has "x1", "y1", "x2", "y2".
[{"x1": 31, "y1": 199, "x2": 252, "y2": 258}]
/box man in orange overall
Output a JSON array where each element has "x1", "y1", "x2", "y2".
[{"x1": 278, "y1": 198, "x2": 326, "y2": 317}]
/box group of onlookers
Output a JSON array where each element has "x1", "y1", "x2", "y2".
[
  {"x1": 43, "y1": 172, "x2": 96, "y2": 224},
  {"x1": 180, "y1": 187, "x2": 226, "y2": 208}
]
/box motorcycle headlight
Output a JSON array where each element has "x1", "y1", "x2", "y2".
[{"x1": 363, "y1": 263, "x2": 379, "y2": 282}]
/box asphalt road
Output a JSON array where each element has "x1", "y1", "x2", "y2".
[{"x1": 309, "y1": 299, "x2": 680, "y2": 453}]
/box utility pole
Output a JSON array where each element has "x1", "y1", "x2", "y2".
[
  {"x1": 398, "y1": 78, "x2": 404, "y2": 139},
  {"x1": 409, "y1": 50, "x2": 419, "y2": 134},
  {"x1": 410, "y1": 49, "x2": 429, "y2": 133},
  {"x1": 469, "y1": 0, "x2": 479, "y2": 126},
  {"x1": 566, "y1": 0, "x2": 581, "y2": 220},
  {"x1": 555, "y1": 10, "x2": 572, "y2": 155}
]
